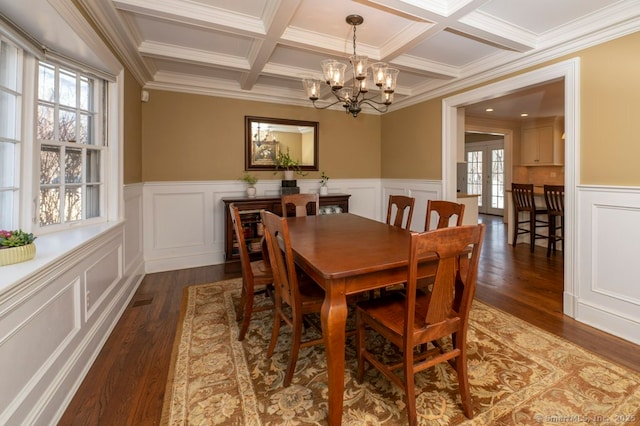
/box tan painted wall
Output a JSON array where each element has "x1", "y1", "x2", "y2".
[
  {"x1": 134, "y1": 32, "x2": 640, "y2": 185},
  {"x1": 379, "y1": 31, "x2": 640, "y2": 185},
  {"x1": 141, "y1": 91, "x2": 381, "y2": 181},
  {"x1": 123, "y1": 69, "x2": 142, "y2": 184},
  {"x1": 580, "y1": 32, "x2": 640, "y2": 185},
  {"x1": 381, "y1": 99, "x2": 442, "y2": 179}
]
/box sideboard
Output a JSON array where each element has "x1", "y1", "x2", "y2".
[{"x1": 221, "y1": 194, "x2": 351, "y2": 269}]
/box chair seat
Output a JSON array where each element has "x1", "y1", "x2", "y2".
[
  {"x1": 250, "y1": 259, "x2": 273, "y2": 284},
  {"x1": 356, "y1": 291, "x2": 433, "y2": 336}
]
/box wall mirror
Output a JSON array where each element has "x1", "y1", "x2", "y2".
[{"x1": 245, "y1": 116, "x2": 319, "y2": 171}]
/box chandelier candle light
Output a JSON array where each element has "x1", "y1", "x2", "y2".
[{"x1": 302, "y1": 15, "x2": 399, "y2": 117}]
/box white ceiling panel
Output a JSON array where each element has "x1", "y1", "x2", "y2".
[
  {"x1": 133, "y1": 15, "x2": 254, "y2": 56},
  {"x1": 478, "y1": 0, "x2": 623, "y2": 34},
  {"x1": 4, "y1": 0, "x2": 638, "y2": 117},
  {"x1": 407, "y1": 29, "x2": 502, "y2": 67}
]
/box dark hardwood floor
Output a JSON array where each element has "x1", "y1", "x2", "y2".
[{"x1": 59, "y1": 214, "x2": 640, "y2": 425}]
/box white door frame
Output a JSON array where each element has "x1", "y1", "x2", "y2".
[{"x1": 442, "y1": 58, "x2": 580, "y2": 317}]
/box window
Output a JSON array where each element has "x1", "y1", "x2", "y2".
[
  {"x1": 0, "y1": 37, "x2": 21, "y2": 230},
  {"x1": 36, "y1": 61, "x2": 106, "y2": 227}
]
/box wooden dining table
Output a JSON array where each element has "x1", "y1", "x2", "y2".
[{"x1": 285, "y1": 213, "x2": 439, "y2": 425}]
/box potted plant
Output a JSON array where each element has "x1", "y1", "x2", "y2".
[
  {"x1": 0, "y1": 229, "x2": 37, "y2": 266},
  {"x1": 274, "y1": 148, "x2": 307, "y2": 180},
  {"x1": 319, "y1": 171, "x2": 330, "y2": 195},
  {"x1": 240, "y1": 172, "x2": 258, "y2": 198}
]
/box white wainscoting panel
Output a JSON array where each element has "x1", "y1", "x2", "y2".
[
  {"x1": 576, "y1": 185, "x2": 640, "y2": 344},
  {"x1": 124, "y1": 184, "x2": 144, "y2": 277},
  {"x1": 0, "y1": 185, "x2": 145, "y2": 424},
  {"x1": 0, "y1": 277, "x2": 80, "y2": 415},
  {"x1": 143, "y1": 179, "x2": 386, "y2": 273},
  {"x1": 143, "y1": 179, "x2": 448, "y2": 273},
  {"x1": 85, "y1": 237, "x2": 123, "y2": 319}
]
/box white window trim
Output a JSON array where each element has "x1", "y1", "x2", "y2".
[{"x1": 1, "y1": 68, "x2": 123, "y2": 294}]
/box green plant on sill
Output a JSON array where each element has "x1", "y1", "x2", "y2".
[
  {"x1": 240, "y1": 172, "x2": 258, "y2": 185},
  {"x1": 0, "y1": 229, "x2": 36, "y2": 248},
  {"x1": 320, "y1": 171, "x2": 330, "y2": 186},
  {"x1": 273, "y1": 148, "x2": 308, "y2": 176}
]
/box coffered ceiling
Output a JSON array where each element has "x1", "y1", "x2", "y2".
[{"x1": 2, "y1": 0, "x2": 640, "y2": 117}]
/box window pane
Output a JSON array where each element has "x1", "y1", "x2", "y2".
[
  {"x1": 79, "y1": 113, "x2": 91, "y2": 144},
  {"x1": 59, "y1": 68, "x2": 76, "y2": 107},
  {"x1": 37, "y1": 104, "x2": 55, "y2": 140},
  {"x1": 40, "y1": 187, "x2": 60, "y2": 225},
  {"x1": 0, "y1": 141, "x2": 16, "y2": 187},
  {"x1": 80, "y1": 76, "x2": 90, "y2": 110},
  {"x1": 65, "y1": 147, "x2": 82, "y2": 183},
  {"x1": 0, "y1": 190, "x2": 14, "y2": 229},
  {"x1": 38, "y1": 63, "x2": 55, "y2": 102},
  {"x1": 65, "y1": 186, "x2": 82, "y2": 222},
  {"x1": 86, "y1": 149, "x2": 100, "y2": 182},
  {"x1": 0, "y1": 91, "x2": 17, "y2": 140},
  {"x1": 0, "y1": 41, "x2": 19, "y2": 90},
  {"x1": 40, "y1": 145, "x2": 61, "y2": 184},
  {"x1": 59, "y1": 108, "x2": 76, "y2": 141},
  {"x1": 86, "y1": 184, "x2": 100, "y2": 219}
]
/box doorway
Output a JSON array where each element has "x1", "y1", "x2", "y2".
[
  {"x1": 465, "y1": 139, "x2": 505, "y2": 216},
  {"x1": 442, "y1": 59, "x2": 578, "y2": 318}
]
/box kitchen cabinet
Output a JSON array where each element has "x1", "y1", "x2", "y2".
[
  {"x1": 221, "y1": 194, "x2": 350, "y2": 269},
  {"x1": 520, "y1": 117, "x2": 564, "y2": 165}
]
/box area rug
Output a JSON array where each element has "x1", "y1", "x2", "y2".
[{"x1": 161, "y1": 279, "x2": 640, "y2": 425}]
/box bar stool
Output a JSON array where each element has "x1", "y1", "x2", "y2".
[
  {"x1": 511, "y1": 183, "x2": 548, "y2": 252},
  {"x1": 544, "y1": 185, "x2": 564, "y2": 257}
]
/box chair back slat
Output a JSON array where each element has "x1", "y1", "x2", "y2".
[
  {"x1": 386, "y1": 195, "x2": 415, "y2": 229},
  {"x1": 544, "y1": 185, "x2": 564, "y2": 214},
  {"x1": 406, "y1": 225, "x2": 485, "y2": 334},
  {"x1": 229, "y1": 204, "x2": 253, "y2": 281},
  {"x1": 425, "y1": 200, "x2": 465, "y2": 231},
  {"x1": 261, "y1": 210, "x2": 300, "y2": 309},
  {"x1": 512, "y1": 183, "x2": 537, "y2": 211},
  {"x1": 281, "y1": 193, "x2": 319, "y2": 217}
]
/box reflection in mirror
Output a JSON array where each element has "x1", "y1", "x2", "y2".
[{"x1": 245, "y1": 116, "x2": 318, "y2": 171}]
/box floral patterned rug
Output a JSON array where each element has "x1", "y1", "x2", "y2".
[{"x1": 161, "y1": 279, "x2": 640, "y2": 425}]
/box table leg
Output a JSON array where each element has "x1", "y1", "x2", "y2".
[{"x1": 321, "y1": 279, "x2": 347, "y2": 426}]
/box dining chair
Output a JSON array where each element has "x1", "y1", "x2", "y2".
[
  {"x1": 229, "y1": 204, "x2": 274, "y2": 341},
  {"x1": 544, "y1": 185, "x2": 564, "y2": 257},
  {"x1": 511, "y1": 183, "x2": 548, "y2": 252},
  {"x1": 386, "y1": 195, "x2": 415, "y2": 229},
  {"x1": 281, "y1": 193, "x2": 319, "y2": 217},
  {"x1": 355, "y1": 224, "x2": 485, "y2": 425},
  {"x1": 425, "y1": 199, "x2": 466, "y2": 231},
  {"x1": 260, "y1": 210, "x2": 325, "y2": 387}
]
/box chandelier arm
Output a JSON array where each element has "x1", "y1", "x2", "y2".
[
  {"x1": 359, "y1": 94, "x2": 389, "y2": 106},
  {"x1": 360, "y1": 100, "x2": 389, "y2": 113},
  {"x1": 311, "y1": 99, "x2": 343, "y2": 110}
]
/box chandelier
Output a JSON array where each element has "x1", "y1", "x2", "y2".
[{"x1": 302, "y1": 15, "x2": 399, "y2": 118}]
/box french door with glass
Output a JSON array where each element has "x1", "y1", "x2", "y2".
[{"x1": 465, "y1": 140, "x2": 504, "y2": 216}]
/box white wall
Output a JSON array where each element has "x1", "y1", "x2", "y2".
[
  {"x1": 0, "y1": 184, "x2": 145, "y2": 425},
  {"x1": 573, "y1": 185, "x2": 640, "y2": 345},
  {"x1": 142, "y1": 178, "x2": 444, "y2": 273}
]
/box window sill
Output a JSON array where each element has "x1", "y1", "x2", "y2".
[{"x1": 0, "y1": 221, "x2": 124, "y2": 300}]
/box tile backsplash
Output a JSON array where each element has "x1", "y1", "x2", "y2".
[{"x1": 513, "y1": 165, "x2": 564, "y2": 185}]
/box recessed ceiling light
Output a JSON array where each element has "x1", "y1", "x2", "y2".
[
  {"x1": 485, "y1": 108, "x2": 494, "y2": 112},
  {"x1": 520, "y1": 113, "x2": 529, "y2": 117}
]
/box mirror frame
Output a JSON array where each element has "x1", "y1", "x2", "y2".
[{"x1": 245, "y1": 116, "x2": 319, "y2": 171}]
